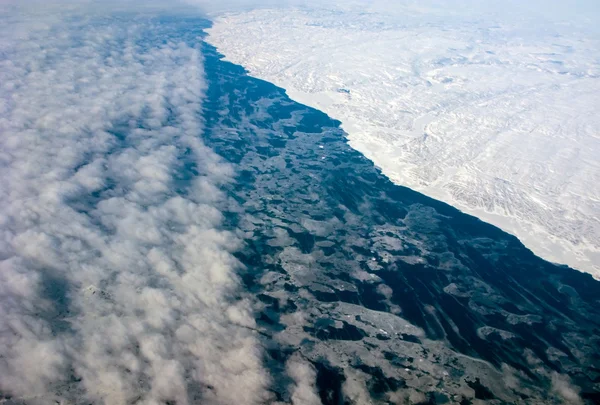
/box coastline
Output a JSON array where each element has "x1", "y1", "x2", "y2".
[{"x1": 205, "y1": 15, "x2": 600, "y2": 279}]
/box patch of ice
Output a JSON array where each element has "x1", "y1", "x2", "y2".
[{"x1": 207, "y1": 2, "x2": 600, "y2": 278}]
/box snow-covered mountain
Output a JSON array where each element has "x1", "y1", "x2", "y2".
[{"x1": 206, "y1": 2, "x2": 600, "y2": 278}]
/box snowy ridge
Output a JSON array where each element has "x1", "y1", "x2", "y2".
[{"x1": 206, "y1": 4, "x2": 600, "y2": 278}]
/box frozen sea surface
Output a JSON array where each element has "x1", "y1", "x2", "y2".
[
  {"x1": 206, "y1": 5, "x2": 600, "y2": 278},
  {"x1": 1, "y1": 8, "x2": 599, "y2": 404},
  {"x1": 199, "y1": 37, "x2": 600, "y2": 404}
]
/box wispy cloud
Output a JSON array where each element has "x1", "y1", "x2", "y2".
[
  {"x1": 286, "y1": 355, "x2": 321, "y2": 405},
  {"x1": 0, "y1": 4, "x2": 270, "y2": 404}
]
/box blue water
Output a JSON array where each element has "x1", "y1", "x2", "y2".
[
  {"x1": 196, "y1": 23, "x2": 600, "y2": 403},
  {"x1": 74, "y1": 14, "x2": 600, "y2": 403}
]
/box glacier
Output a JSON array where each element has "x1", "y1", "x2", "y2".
[{"x1": 206, "y1": 1, "x2": 600, "y2": 278}]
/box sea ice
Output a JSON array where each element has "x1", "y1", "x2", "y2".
[{"x1": 207, "y1": 2, "x2": 600, "y2": 277}]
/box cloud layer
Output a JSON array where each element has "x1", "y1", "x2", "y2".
[{"x1": 0, "y1": 4, "x2": 270, "y2": 404}]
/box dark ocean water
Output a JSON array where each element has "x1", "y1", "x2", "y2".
[
  {"x1": 193, "y1": 18, "x2": 600, "y2": 404},
  {"x1": 5, "y1": 12, "x2": 598, "y2": 405}
]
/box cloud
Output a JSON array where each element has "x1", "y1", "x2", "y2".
[
  {"x1": 551, "y1": 372, "x2": 583, "y2": 405},
  {"x1": 286, "y1": 355, "x2": 322, "y2": 405},
  {"x1": 0, "y1": 3, "x2": 271, "y2": 404}
]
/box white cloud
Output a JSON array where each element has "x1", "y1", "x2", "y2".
[
  {"x1": 286, "y1": 355, "x2": 322, "y2": 405},
  {"x1": 551, "y1": 372, "x2": 583, "y2": 405},
  {"x1": 0, "y1": 3, "x2": 271, "y2": 404},
  {"x1": 341, "y1": 368, "x2": 372, "y2": 405}
]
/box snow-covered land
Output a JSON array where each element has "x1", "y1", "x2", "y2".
[{"x1": 206, "y1": 2, "x2": 600, "y2": 278}]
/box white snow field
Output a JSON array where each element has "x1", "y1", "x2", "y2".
[{"x1": 206, "y1": 1, "x2": 600, "y2": 278}]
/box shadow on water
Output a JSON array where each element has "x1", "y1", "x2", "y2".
[{"x1": 39, "y1": 270, "x2": 73, "y2": 335}]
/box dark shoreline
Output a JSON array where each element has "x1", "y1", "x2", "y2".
[{"x1": 199, "y1": 21, "x2": 600, "y2": 403}]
